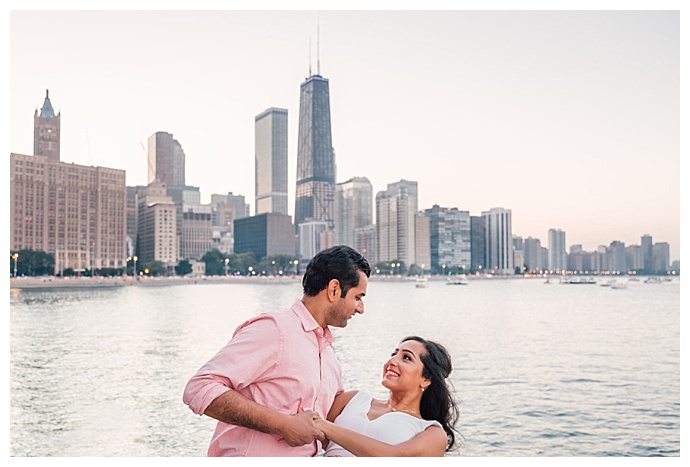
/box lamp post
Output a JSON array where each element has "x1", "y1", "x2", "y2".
[
  {"x1": 224, "y1": 258, "x2": 229, "y2": 276},
  {"x1": 133, "y1": 256, "x2": 138, "y2": 277},
  {"x1": 12, "y1": 253, "x2": 19, "y2": 277}
]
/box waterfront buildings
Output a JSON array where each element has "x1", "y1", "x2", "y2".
[
  {"x1": 147, "y1": 131, "x2": 186, "y2": 186},
  {"x1": 524, "y1": 237, "x2": 544, "y2": 273},
  {"x1": 136, "y1": 182, "x2": 178, "y2": 267},
  {"x1": 10, "y1": 152, "x2": 127, "y2": 273},
  {"x1": 376, "y1": 180, "x2": 419, "y2": 268},
  {"x1": 424, "y1": 205, "x2": 471, "y2": 274},
  {"x1": 209, "y1": 192, "x2": 250, "y2": 255},
  {"x1": 234, "y1": 213, "x2": 295, "y2": 260},
  {"x1": 10, "y1": 90, "x2": 126, "y2": 274},
  {"x1": 298, "y1": 220, "x2": 331, "y2": 260},
  {"x1": 180, "y1": 204, "x2": 213, "y2": 261},
  {"x1": 548, "y1": 228, "x2": 567, "y2": 273},
  {"x1": 255, "y1": 108, "x2": 289, "y2": 215},
  {"x1": 335, "y1": 177, "x2": 373, "y2": 249},
  {"x1": 641, "y1": 234, "x2": 653, "y2": 271},
  {"x1": 294, "y1": 74, "x2": 336, "y2": 232},
  {"x1": 470, "y1": 216, "x2": 486, "y2": 273},
  {"x1": 482, "y1": 207, "x2": 514, "y2": 275}
]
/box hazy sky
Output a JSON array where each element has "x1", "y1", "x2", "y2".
[{"x1": 7, "y1": 3, "x2": 683, "y2": 260}]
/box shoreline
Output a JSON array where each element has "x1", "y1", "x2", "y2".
[{"x1": 9, "y1": 273, "x2": 674, "y2": 290}]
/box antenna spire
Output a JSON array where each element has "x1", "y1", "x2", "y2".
[
  {"x1": 317, "y1": 20, "x2": 321, "y2": 76},
  {"x1": 308, "y1": 35, "x2": 312, "y2": 76}
]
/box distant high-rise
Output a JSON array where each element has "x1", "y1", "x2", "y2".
[
  {"x1": 148, "y1": 131, "x2": 186, "y2": 186},
  {"x1": 641, "y1": 234, "x2": 653, "y2": 271},
  {"x1": 255, "y1": 108, "x2": 288, "y2": 215},
  {"x1": 376, "y1": 180, "x2": 418, "y2": 267},
  {"x1": 234, "y1": 213, "x2": 296, "y2": 261},
  {"x1": 524, "y1": 237, "x2": 543, "y2": 273},
  {"x1": 482, "y1": 207, "x2": 514, "y2": 275},
  {"x1": 294, "y1": 74, "x2": 336, "y2": 231},
  {"x1": 470, "y1": 216, "x2": 486, "y2": 273},
  {"x1": 423, "y1": 205, "x2": 471, "y2": 274},
  {"x1": 33, "y1": 89, "x2": 60, "y2": 161},
  {"x1": 335, "y1": 177, "x2": 373, "y2": 248},
  {"x1": 136, "y1": 182, "x2": 179, "y2": 266},
  {"x1": 548, "y1": 228, "x2": 567, "y2": 273}
]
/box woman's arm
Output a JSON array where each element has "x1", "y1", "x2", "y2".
[
  {"x1": 327, "y1": 390, "x2": 358, "y2": 422},
  {"x1": 314, "y1": 418, "x2": 447, "y2": 457}
]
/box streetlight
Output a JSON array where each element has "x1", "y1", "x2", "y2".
[
  {"x1": 133, "y1": 256, "x2": 138, "y2": 277},
  {"x1": 12, "y1": 253, "x2": 18, "y2": 278},
  {"x1": 224, "y1": 258, "x2": 229, "y2": 276}
]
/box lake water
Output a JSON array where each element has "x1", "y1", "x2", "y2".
[{"x1": 9, "y1": 277, "x2": 680, "y2": 457}]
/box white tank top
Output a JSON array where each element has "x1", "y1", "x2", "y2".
[{"x1": 324, "y1": 391, "x2": 442, "y2": 457}]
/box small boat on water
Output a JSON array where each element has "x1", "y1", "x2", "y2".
[
  {"x1": 415, "y1": 277, "x2": 429, "y2": 288},
  {"x1": 560, "y1": 276, "x2": 597, "y2": 285},
  {"x1": 446, "y1": 276, "x2": 468, "y2": 285},
  {"x1": 611, "y1": 280, "x2": 628, "y2": 289}
]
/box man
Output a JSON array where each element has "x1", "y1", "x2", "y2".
[{"x1": 183, "y1": 245, "x2": 371, "y2": 456}]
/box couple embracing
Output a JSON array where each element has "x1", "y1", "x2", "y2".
[{"x1": 183, "y1": 245, "x2": 459, "y2": 457}]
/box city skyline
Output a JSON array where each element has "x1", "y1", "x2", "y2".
[{"x1": 7, "y1": 6, "x2": 682, "y2": 260}]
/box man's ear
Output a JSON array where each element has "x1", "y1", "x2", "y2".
[{"x1": 326, "y1": 279, "x2": 341, "y2": 302}]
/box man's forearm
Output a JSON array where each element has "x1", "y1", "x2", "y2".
[{"x1": 204, "y1": 389, "x2": 288, "y2": 436}]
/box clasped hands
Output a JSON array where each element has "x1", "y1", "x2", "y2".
[{"x1": 279, "y1": 408, "x2": 331, "y2": 447}]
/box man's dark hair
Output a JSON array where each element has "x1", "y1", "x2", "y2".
[{"x1": 302, "y1": 245, "x2": 371, "y2": 297}]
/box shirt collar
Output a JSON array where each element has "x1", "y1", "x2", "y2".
[{"x1": 291, "y1": 299, "x2": 335, "y2": 345}]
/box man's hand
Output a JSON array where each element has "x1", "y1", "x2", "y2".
[{"x1": 279, "y1": 410, "x2": 325, "y2": 447}]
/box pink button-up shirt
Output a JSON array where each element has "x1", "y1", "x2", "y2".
[{"x1": 183, "y1": 299, "x2": 343, "y2": 456}]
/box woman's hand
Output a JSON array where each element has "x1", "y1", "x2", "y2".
[{"x1": 312, "y1": 415, "x2": 333, "y2": 439}]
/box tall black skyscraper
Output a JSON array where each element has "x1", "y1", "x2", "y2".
[{"x1": 294, "y1": 74, "x2": 336, "y2": 231}]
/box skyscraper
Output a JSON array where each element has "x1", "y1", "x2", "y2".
[
  {"x1": 335, "y1": 176, "x2": 373, "y2": 248},
  {"x1": 33, "y1": 89, "x2": 60, "y2": 161},
  {"x1": 294, "y1": 74, "x2": 335, "y2": 231},
  {"x1": 482, "y1": 207, "x2": 514, "y2": 275},
  {"x1": 423, "y1": 205, "x2": 471, "y2": 274},
  {"x1": 548, "y1": 228, "x2": 567, "y2": 273},
  {"x1": 376, "y1": 180, "x2": 418, "y2": 267},
  {"x1": 147, "y1": 131, "x2": 186, "y2": 186},
  {"x1": 641, "y1": 234, "x2": 653, "y2": 271},
  {"x1": 255, "y1": 108, "x2": 288, "y2": 215}
]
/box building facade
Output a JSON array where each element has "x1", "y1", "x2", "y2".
[
  {"x1": 147, "y1": 131, "x2": 186, "y2": 186},
  {"x1": 482, "y1": 207, "x2": 514, "y2": 275},
  {"x1": 376, "y1": 180, "x2": 418, "y2": 267},
  {"x1": 470, "y1": 216, "x2": 486, "y2": 273},
  {"x1": 136, "y1": 182, "x2": 179, "y2": 267},
  {"x1": 294, "y1": 74, "x2": 336, "y2": 231},
  {"x1": 180, "y1": 204, "x2": 213, "y2": 261},
  {"x1": 234, "y1": 213, "x2": 296, "y2": 261},
  {"x1": 255, "y1": 108, "x2": 288, "y2": 215},
  {"x1": 10, "y1": 153, "x2": 127, "y2": 273},
  {"x1": 33, "y1": 89, "x2": 60, "y2": 162},
  {"x1": 335, "y1": 176, "x2": 373, "y2": 248},
  {"x1": 548, "y1": 228, "x2": 567, "y2": 273},
  {"x1": 424, "y1": 205, "x2": 471, "y2": 273}
]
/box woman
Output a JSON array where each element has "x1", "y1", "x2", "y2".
[{"x1": 316, "y1": 336, "x2": 459, "y2": 456}]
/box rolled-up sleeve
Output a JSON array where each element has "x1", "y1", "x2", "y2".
[{"x1": 183, "y1": 315, "x2": 281, "y2": 415}]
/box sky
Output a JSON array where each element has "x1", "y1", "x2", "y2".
[{"x1": 5, "y1": 1, "x2": 684, "y2": 261}]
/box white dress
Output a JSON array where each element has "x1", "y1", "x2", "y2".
[{"x1": 324, "y1": 391, "x2": 442, "y2": 457}]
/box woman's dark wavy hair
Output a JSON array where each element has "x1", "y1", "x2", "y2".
[
  {"x1": 402, "y1": 335, "x2": 460, "y2": 452},
  {"x1": 302, "y1": 245, "x2": 371, "y2": 297}
]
